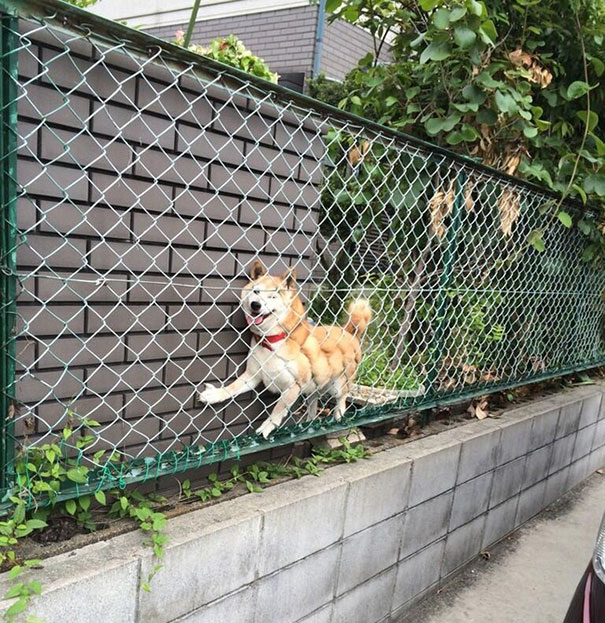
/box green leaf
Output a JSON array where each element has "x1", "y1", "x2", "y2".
[
  {"x1": 8, "y1": 565, "x2": 23, "y2": 580},
  {"x1": 94, "y1": 490, "x2": 106, "y2": 506},
  {"x1": 494, "y1": 91, "x2": 517, "y2": 114},
  {"x1": 433, "y1": 8, "x2": 450, "y2": 29},
  {"x1": 24, "y1": 559, "x2": 41, "y2": 568},
  {"x1": 65, "y1": 499, "x2": 77, "y2": 516},
  {"x1": 461, "y1": 85, "x2": 485, "y2": 105},
  {"x1": 523, "y1": 126, "x2": 538, "y2": 138},
  {"x1": 454, "y1": 26, "x2": 477, "y2": 49},
  {"x1": 576, "y1": 110, "x2": 598, "y2": 133},
  {"x1": 476, "y1": 108, "x2": 497, "y2": 125},
  {"x1": 419, "y1": 0, "x2": 441, "y2": 10},
  {"x1": 567, "y1": 81, "x2": 590, "y2": 100},
  {"x1": 528, "y1": 230, "x2": 545, "y2": 252},
  {"x1": 479, "y1": 19, "x2": 498, "y2": 44},
  {"x1": 557, "y1": 211, "x2": 572, "y2": 228},
  {"x1": 27, "y1": 580, "x2": 42, "y2": 595},
  {"x1": 445, "y1": 130, "x2": 464, "y2": 145},
  {"x1": 589, "y1": 55, "x2": 604, "y2": 77},
  {"x1": 79, "y1": 495, "x2": 91, "y2": 512},
  {"x1": 460, "y1": 124, "x2": 479, "y2": 141},
  {"x1": 425, "y1": 117, "x2": 446, "y2": 135},
  {"x1": 66, "y1": 468, "x2": 88, "y2": 484},
  {"x1": 350, "y1": 95, "x2": 362, "y2": 106},
  {"x1": 385, "y1": 96, "x2": 398, "y2": 107},
  {"x1": 120, "y1": 496, "x2": 129, "y2": 511},
  {"x1": 420, "y1": 42, "x2": 451, "y2": 64},
  {"x1": 449, "y1": 6, "x2": 467, "y2": 21},
  {"x1": 25, "y1": 519, "x2": 47, "y2": 530},
  {"x1": 3, "y1": 582, "x2": 23, "y2": 599},
  {"x1": 469, "y1": 0, "x2": 483, "y2": 16},
  {"x1": 12, "y1": 503, "x2": 25, "y2": 526},
  {"x1": 5, "y1": 597, "x2": 28, "y2": 617}
]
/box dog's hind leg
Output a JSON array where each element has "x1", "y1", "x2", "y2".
[
  {"x1": 305, "y1": 394, "x2": 319, "y2": 423},
  {"x1": 257, "y1": 385, "x2": 301, "y2": 439},
  {"x1": 333, "y1": 392, "x2": 347, "y2": 422}
]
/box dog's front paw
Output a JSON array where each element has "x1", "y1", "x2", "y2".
[
  {"x1": 198, "y1": 383, "x2": 228, "y2": 405},
  {"x1": 256, "y1": 418, "x2": 277, "y2": 439}
]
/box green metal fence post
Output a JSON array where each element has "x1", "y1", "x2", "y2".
[
  {"x1": 426, "y1": 170, "x2": 468, "y2": 396},
  {"x1": 0, "y1": 8, "x2": 18, "y2": 491}
]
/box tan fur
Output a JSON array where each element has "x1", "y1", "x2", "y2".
[{"x1": 199, "y1": 262, "x2": 372, "y2": 438}]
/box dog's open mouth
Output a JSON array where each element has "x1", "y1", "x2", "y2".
[{"x1": 246, "y1": 313, "x2": 271, "y2": 326}]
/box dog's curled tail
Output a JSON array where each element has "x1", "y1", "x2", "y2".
[{"x1": 344, "y1": 298, "x2": 372, "y2": 337}]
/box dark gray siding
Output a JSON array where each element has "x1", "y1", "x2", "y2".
[
  {"x1": 146, "y1": 6, "x2": 318, "y2": 77},
  {"x1": 145, "y1": 6, "x2": 389, "y2": 84},
  {"x1": 321, "y1": 18, "x2": 391, "y2": 80}
]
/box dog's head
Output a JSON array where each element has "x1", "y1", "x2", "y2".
[{"x1": 241, "y1": 260, "x2": 298, "y2": 334}]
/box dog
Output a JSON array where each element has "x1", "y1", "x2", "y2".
[{"x1": 198, "y1": 260, "x2": 372, "y2": 438}]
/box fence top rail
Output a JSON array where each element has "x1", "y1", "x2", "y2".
[{"x1": 0, "y1": 0, "x2": 596, "y2": 214}]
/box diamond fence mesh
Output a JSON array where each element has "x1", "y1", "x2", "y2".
[{"x1": 0, "y1": 0, "x2": 604, "y2": 505}]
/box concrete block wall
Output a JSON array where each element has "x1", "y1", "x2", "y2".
[
  {"x1": 3, "y1": 385, "x2": 604, "y2": 623},
  {"x1": 13, "y1": 19, "x2": 322, "y2": 454}
]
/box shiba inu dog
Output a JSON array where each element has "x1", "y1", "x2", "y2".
[{"x1": 198, "y1": 260, "x2": 372, "y2": 438}]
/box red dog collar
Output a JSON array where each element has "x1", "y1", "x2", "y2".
[{"x1": 253, "y1": 332, "x2": 287, "y2": 351}]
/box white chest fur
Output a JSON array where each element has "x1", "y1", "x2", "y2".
[{"x1": 247, "y1": 341, "x2": 300, "y2": 394}]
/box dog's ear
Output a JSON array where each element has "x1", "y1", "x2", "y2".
[
  {"x1": 250, "y1": 259, "x2": 267, "y2": 280},
  {"x1": 281, "y1": 268, "x2": 297, "y2": 289}
]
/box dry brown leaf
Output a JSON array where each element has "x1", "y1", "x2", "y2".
[
  {"x1": 597, "y1": 468, "x2": 604, "y2": 475},
  {"x1": 468, "y1": 397, "x2": 489, "y2": 420},
  {"x1": 508, "y1": 49, "x2": 552, "y2": 88},
  {"x1": 348, "y1": 140, "x2": 371, "y2": 167},
  {"x1": 387, "y1": 427, "x2": 399, "y2": 436},
  {"x1": 348, "y1": 146, "x2": 361, "y2": 167},
  {"x1": 509, "y1": 49, "x2": 532, "y2": 67},
  {"x1": 504, "y1": 154, "x2": 521, "y2": 176},
  {"x1": 498, "y1": 188, "x2": 520, "y2": 236},
  {"x1": 464, "y1": 180, "x2": 474, "y2": 212},
  {"x1": 442, "y1": 377, "x2": 457, "y2": 390},
  {"x1": 429, "y1": 180, "x2": 455, "y2": 239}
]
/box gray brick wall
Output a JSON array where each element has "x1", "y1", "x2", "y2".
[
  {"x1": 144, "y1": 6, "x2": 389, "y2": 84},
  {"x1": 14, "y1": 19, "x2": 322, "y2": 460}
]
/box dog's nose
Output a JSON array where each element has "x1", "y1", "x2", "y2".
[{"x1": 250, "y1": 300, "x2": 262, "y2": 313}]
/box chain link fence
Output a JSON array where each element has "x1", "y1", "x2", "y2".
[{"x1": 0, "y1": 0, "x2": 604, "y2": 504}]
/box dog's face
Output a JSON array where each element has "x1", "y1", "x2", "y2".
[{"x1": 241, "y1": 260, "x2": 297, "y2": 333}]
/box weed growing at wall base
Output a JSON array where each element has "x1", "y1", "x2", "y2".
[{"x1": 0, "y1": 433, "x2": 368, "y2": 620}]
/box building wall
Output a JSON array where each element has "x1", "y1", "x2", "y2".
[
  {"x1": 144, "y1": 5, "x2": 389, "y2": 85},
  {"x1": 145, "y1": 6, "x2": 319, "y2": 78},
  {"x1": 321, "y1": 17, "x2": 391, "y2": 80}
]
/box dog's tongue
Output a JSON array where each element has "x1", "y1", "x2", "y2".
[{"x1": 246, "y1": 314, "x2": 265, "y2": 326}]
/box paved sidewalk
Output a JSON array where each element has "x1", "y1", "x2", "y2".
[{"x1": 397, "y1": 472, "x2": 605, "y2": 623}]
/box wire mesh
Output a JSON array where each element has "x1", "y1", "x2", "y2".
[{"x1": 0, "y1": 0, "x2": 604, "y2": 503}]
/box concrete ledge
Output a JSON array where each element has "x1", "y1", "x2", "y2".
[{"x1": 2, "y1": 385, "x2": 604, "y2": 623}]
